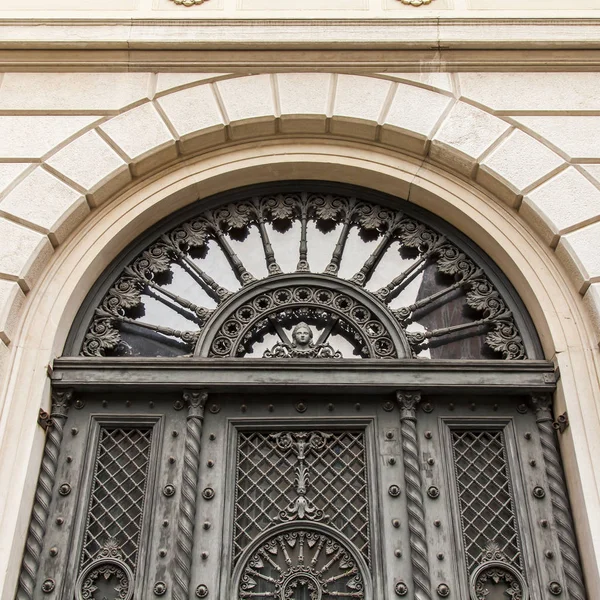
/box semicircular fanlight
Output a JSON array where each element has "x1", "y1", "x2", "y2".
[{"x1": 79, "y1": 189, "x2": 529, "y2": 360}]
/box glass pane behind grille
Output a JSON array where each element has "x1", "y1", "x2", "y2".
[
  {"x1": 80, "y1": 427, "x2": 153, "y2": 573},
  {"x1": 233, "y1": 430, "x2": 370, "y2": 566},
  {"x1": 451, "y1": 429, "x2": 522, "y2": 573}
]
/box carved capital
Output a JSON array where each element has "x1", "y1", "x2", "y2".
[
  {"x1": 183, "y1": 389, "x2": 208, "y2": 420},
  {"x1": 529, "y1": 393, "x2": 553, "y2": 420},
  {"x1": 50, "y1": 389, "x2": 73, "y2": 419},
  {"x1": 395, "y1": 390, "x2": 422, "y2": 420}
]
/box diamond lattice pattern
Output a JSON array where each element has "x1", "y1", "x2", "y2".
[
  {"x1": 80, "y1": 427, "x2": 153, "y2": 572},
  {"x1": 451, "y1": 429, "x2": 523, "y2": 573},
  {"x1": 233, "y1": 430, "x2": 370, "y2": 566}
]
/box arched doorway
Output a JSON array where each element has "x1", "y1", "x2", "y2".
[{"x1": 14, "y1": 181, "x2": 586, "y2": 599}]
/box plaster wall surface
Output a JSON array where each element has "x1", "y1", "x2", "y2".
[{"x1": 1, "y1": 14, "x2": 600, "y2": 600}]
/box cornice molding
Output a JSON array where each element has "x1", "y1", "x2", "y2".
[{"x1": 1, "y1": 18, "x2": 600, "y2": 70}]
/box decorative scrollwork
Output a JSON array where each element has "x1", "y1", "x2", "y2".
[
  {"x1": 263, "y1": 322, "x2": 343, "y2": 358},
  {"x1": 80, "y1": 189, "x2": 529, "y2": 360},
  {"x1": 75, "y1": 539, "x2": 134, "y2": 600},
  {"x1": 238, "y1": 528, "x2": 366, "y2": 599}
]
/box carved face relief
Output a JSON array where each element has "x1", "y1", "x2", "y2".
[{"x1": 292, "y1": 323, "x2": 313, "y2": 348}]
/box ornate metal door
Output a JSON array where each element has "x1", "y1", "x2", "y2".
[{"x1": 15, "y1": 182, "x2": 586, "y2": 600}]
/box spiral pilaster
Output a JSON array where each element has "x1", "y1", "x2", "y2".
[
  {"x1": 15, "y1": 389, "x2": 72, "y2": 600},
  {"x1": 396, "y1": 391, "x2": 431, "y2": 600},
  {"x1": 531, "y1": 395, "x2": 587, "y2": 600},
  {"x1": 172, "y1": 390, "x2": 208, "y2": 600}
]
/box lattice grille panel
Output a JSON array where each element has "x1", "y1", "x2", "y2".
[
  {"x1": 451, "y1": 429, "x2": 523, "y2": 573},
  {"x1": 233, "y1": 430, "x2": 370, "y2": 566},
  {"x1": 80, "y1": 427, "x2": 153, "y2": 572}
]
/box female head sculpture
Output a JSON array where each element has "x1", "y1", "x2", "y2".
[{"x1": 291, "y1": 322, "x2": 314, "y2": 348}]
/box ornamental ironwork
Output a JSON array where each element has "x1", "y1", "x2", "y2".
[
  {"x1": 451, "y1": 429, "x2": 523, "y2": 574},
  {"x1": 238, "y1": 528, "x2": 366, "y2": 600},
  {"x1": 232, "y1": 430, "x2": 370, "y2": 565},
  {"x1": 79, "y1": 190, "x2": 528, "y2": 360}
]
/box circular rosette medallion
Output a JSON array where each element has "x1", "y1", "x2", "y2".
[
  {"x1": 76, "y1": 557, "x2": 134, "y2": 600},
  {"x1": 238, "y1": 527, "x2": 367, "y2": 599}
]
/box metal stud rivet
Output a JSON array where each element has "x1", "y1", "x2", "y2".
[
  {"x1": 173, "y1": 399, "x2": 184, "y2": 411},
  {"x1": 55, "y1": 517, "x2": 64, "y2": 526},
  {"x1": 392, "y1": 519, "x2": 400, "y2": 528},
  {"x1": 163, "y1": 485, "x2": 176, "y2": 497},
  {"x1": 209, "y1": 433, "x2": 216, "y2": 441},
  {"x1": 434, "y1": 519, "x2": 441, "y2": 528},
  {"x1": 517, "y1": 404, "x2": 528, "y2": 414},
  {"x1": 388, "y1": 485, "x2": 401, "y2": 498},
  {"x1": 427, "y1": 486, "x2": 440, "y2": 499},
  {"x1": 196, "y1": 584, "x2": 209, "y2": 598},
  {"x1": 268, "y1": 404, "x2": 274, "y2": 412},
  {"x1": 49, "y1": 547, "x2": 58, "y2": 557},
  {"x1": 102, "y1": 400, "x2": 108, "y2": 408},
  {"x1": 448, "y1": 403, "x2": 454, "y2": 411},
  {"x1": 424, "y1": 431, "x2": 432, "y2": 440},
  {"x1": 202, "y1": 487, "x2": 215, "y2": 500},
  {"x1": 524, "y1": 432, "x2": 532, "y2": 440},
  {"x1": 149, "y1": 401, "x2": 154, "y2": 408},
  {"x1": 162, "y1": 520, "x2": 169, "y2": 528},
  {"x1": 125, "y1": 400, "x2": 131, "y2": 407},
  {"x1": 328, "y1": 403, "x2": 334, "y2": 412},
  {"x1": 386, "y1": 431, "x2": 394, "y2": 440},
  {"x1": 241, "y1": 404, "x2": 247, "y2": 413},
  {"x1": 389, "y1": 457, "x2": 397, "y2": 466},
  {"x1": 201, "y1": 551, "x2": 209, "y2": 560},
  {"x1": 169, "y1": 457, "x2": 176, "y2": 464},
  {"x1": 422, "y1": 402, "x2": 433, "y2": 413},
  {"x1": 58, "y1": 483, "x2": 71, "y2": 496},
  {"x1": 41, "y1": 579, "x2": 55, "y2": 593},
  {"x1": 395, "y1": 581, "x2": 408, "y2": 596},
  {"x1": 530, "y1": 459, "x2": 537, "y2": 467},
  {"x1": 382, "y1": 401, "x2": 395, "y2": 412},
  {"x1": 203, "y1": 521, "x2": 211, "y2": 530},
  {"x1": 295, "y1": 402, "x2": 307, "y2": 413},
  {"x1": 154, "y1": 581, "x2": 167, "y2": 596},
  {"x1": 172, "y1": 431, "x2": 179, "y2": 438},
  {"x1": 159, "y1": 549, "x2": 167, "y2": 557},
  {"x1": 207, "y1": 460, "x2": 215, "y2": 468},
  {"x1": 545, "y1": 550, "x2": 555, "y2": 559},
  {"x1": 533, "y1": 486, "x2": 546, "y2": 499},
  {"x1": 493, "y1": 404, "x2": 499, "y2": 411},
  {"x1": 549, "y1": 581, "x2": 562, "y2": 595},
  {"x1": 427, "y1": 458, "x2": 435, "y2": 466},
  {"x1": 437, "y1": 553, "x2": 444, "y2": 560},
  {"x1": 209, "y1": 404, "x2": 220, "y2": 414},
  {"x1": 66, "y1": 456, "x2": 73, "y2": 463},
  {"x1": 71, "y1": 427, "x2": 78, "y2": 436},
  {"x1": 540, "y1": 519, "x2": 549, "y2": 528},
  {"x1": 437, "y1": 583, "x2": 450, "y2": 597},
  {"x1": 355, "y1": 403, "x2": 361, "y2": 411},
  {"x1": 394, "y1": 549, "x2": 402, "y2": 558},
  {"x1": 74, "y1": 399, "x2": 85, "y2": 410},
  {"x1": 470, "y1": 403, "x2": 476, "y2": 411}
]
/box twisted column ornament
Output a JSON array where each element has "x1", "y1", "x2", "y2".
[
  {"x1": 396, "y1": 391, "x2": 432, "y2": 600},
  {"x1": 173, "y1": 390, "x2": 208, "y2": 600},
  {"x1": 15, "y1": 389, "x2": 73, "y2": 600},
  {"x1": 530, "y1": 395, "x2": 587, "y2": 600}
]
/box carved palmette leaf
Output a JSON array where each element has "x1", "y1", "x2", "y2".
[{"x1": 486, "y1": 321, "x2": 526, "y2": 360}]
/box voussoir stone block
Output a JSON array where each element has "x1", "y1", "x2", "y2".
[
  {"x1": 0, "y1": 163, "x2": 31, "y2": 198},
  {"x1": 100, "y1": 103, "x2": 177, "y2": 176},
  {"x1": 0, "y1": 116, "x2": 98, "y2": 160},
  {"x1": 556, "y1": 221, "x2": 600, "y2": 293},
  {"x1": 583, "y1": 283, "x2": 600, "y2": 341},
  {"x1": 521, "y1": 168, "x2": 600, "y2": 249},
  {"x1": 0, "y1": 168, "x2": 89, "y2": 246},
  {"x1": 430, "y1": 102, "x2": 510, "y2": 177},
  {"x1": 0, "y1": 73, "x2": 150, "y2": 112},
  {"x1": 158, "y1": 84, "x2": 226, "y2": 154},
  {"x1": 0, "y1": 217, "x2": 53, "y2": 292},
  {"x1": 46, "y1": 131, "x2": 131, "y2": 207},
  {"x1": 277, "y1": 73, "x2": 330, "y2": 134},
  {"x1": 514, "y1": 116, "x2": 600, "y2": 161},
  {"x1": 216, "y1": 75, "x2": 276, "y2": 140},
  {"x1": 0, "y1": 279, "x2": 25, "y2": 345},
  {"x1": 331, "y1": 75, "x2": 391, "y2": 141},
  {"x1": 156, "y1": 73, "x2": 232, "y2": 95},
  {"x1": 380, "y1": 83, "x2": 452, "y2": 155},
  {"x1": 477, "y1": 130, "x2": 565, "y2": 207}
]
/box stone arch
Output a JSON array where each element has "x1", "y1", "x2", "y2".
[{"x1": 0, "y1": 75, "x2": 600, "y2": 598}]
